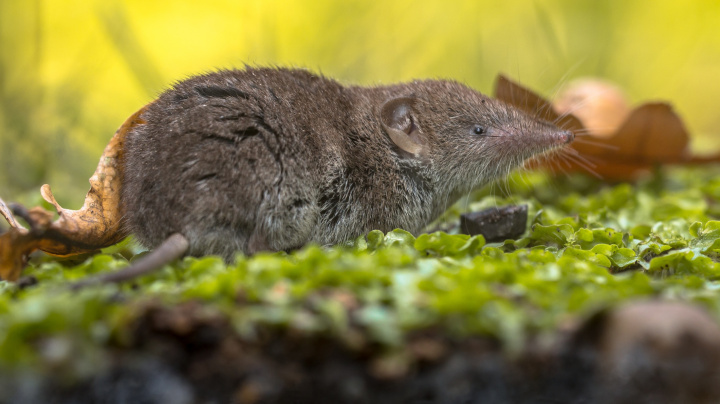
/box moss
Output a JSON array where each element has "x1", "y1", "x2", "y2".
[{"x1": 3, "y1": 166, "x2": 720, "y2": 373}]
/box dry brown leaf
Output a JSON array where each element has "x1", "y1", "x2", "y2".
[
  {"x1": 0, "y1": 105, "x2": 149, "y2": 281},
  {"x1": 494, "y1": 75, "x2": 715, "y2": 180},
  {"x1": 494, "y1": 75, "x2": 583, "y2": 134},
  {"x1": 0, "y1": 198, "x2": 21, "y2": 229}
]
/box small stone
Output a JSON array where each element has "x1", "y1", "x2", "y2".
[{"x1": 460, "y1": 205, "x2": 528, "y2": 242}]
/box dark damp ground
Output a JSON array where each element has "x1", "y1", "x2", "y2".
[{"x1": 3, "y1": 301, "x2": 720, "y2": 404}]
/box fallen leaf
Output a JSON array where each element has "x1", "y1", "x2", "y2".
[
  {"x1": 494, "y1": 75, "x2": 583, "y2": 134},
  {"x1": 0, "y1": 104, "x2": 150, "y2": 281},
  {"x1": 0, "y1": 198, "x2": 21, "y2": 229},
  {"x1": 494, "y1": 75, "x2": 718, "y2": 180}
]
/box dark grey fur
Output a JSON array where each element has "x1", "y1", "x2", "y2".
[{"x1": 121, "y1": 67, "x2": 572, "y2": 259}]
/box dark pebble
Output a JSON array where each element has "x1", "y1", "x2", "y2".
[{"x1": 460, "y1": 205, "x2": 528, "y2": 242}]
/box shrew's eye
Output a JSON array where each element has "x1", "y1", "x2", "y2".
[{"x1": 472, "y1": 125, "x2": 486, "y2": 135}]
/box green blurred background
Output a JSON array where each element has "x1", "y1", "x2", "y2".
[{"x1": 1, "y1": 0, "x2": 719, "y2": 208}]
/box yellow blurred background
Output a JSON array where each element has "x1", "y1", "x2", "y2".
[{"x1": 1, "y1": 0, "x2": 720, "y2": 207}]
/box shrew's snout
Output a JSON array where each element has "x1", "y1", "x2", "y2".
[
  {"x1": 560, "y1": 130, "x2": 574, "y2": 144},
  {"x1": 554, "y1": 130, "x2": 574, "y2": 145}
]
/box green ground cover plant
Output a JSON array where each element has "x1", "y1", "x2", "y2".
[{"x1": 3, "y1": 166, "x2": 720, "y2": 379}]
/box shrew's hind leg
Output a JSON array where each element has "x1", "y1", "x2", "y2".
[{"x1": 251, "y1": 188, "x2": 319, "y2": 254}]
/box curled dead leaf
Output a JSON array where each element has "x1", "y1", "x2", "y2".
[
  {"x1": 494, "y1": 75, "x2": 714, "y2": 180},
  {"x1": 494, "y1": 75, "x2": 583, "y2": 134},
  {"x1": 0, "y1": 105, "x2": 150, "y2": 281},
  {"x1": 0, "y1": 198, "x2": 21, "y2": 229}
]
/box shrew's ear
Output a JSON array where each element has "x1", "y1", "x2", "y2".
[{"x1": 380, "y1": 97, "x2": 427, "y2": 156}]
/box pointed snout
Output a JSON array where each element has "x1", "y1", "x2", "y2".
[{"x1": 557, "y1": 130, "x2": 574, "y2": 145}]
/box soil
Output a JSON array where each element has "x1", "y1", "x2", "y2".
[{"x1": 1, "y1": 300, "x2": 719, "y2": 404}]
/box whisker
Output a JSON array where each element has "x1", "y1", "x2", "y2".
[
  {"x1": 571, "y1": 129, "x2": 597, "y2": 136},
  {"x1": 571, "y1": 138, "x2": 619, "y2": 151},
  {"x1": 564, "y1": 153, "x2": 603, "y2": 179},
  {"x1": 552, "y1": 156, "x2": 572, "y2": 177},
  {"x1": 563, "y1": 148, "x2": 599, "y2": 168}
]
